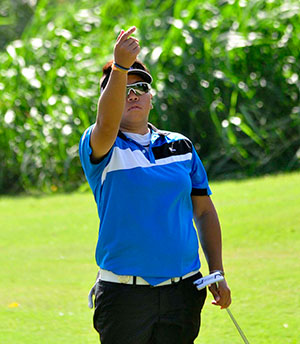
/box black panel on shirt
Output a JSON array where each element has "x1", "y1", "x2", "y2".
[
  {"x1": 90, "y1": 149, "x2": 110, "y2": 165},
  {"x1": 118, "y1": 131, "x2": 128, "y2": 140},
  {"x1": 152, "y1": 139, "x2": 193, "y2": 160},
  {"x1": 191, "y1": 188, "x2": 209, "y2": 196}
]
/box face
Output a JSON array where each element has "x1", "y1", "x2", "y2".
[{"x1": 120, "y1": 74, "x2": 153, "y2": 132}]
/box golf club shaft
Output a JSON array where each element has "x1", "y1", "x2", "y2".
[{"x1": 226, "y1": 308, "x2": 250, "y2": 344}]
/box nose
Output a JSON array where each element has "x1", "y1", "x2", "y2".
[{"x1": 127, "y1": 89, "x2": 139, "y2": 102}]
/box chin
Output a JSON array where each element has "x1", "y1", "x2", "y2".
[
  {"x1": 121, "y1": 114, "x2": 148, "y2": 127},
  {"x1": 124, "y1": 112, "x2": 146, "y2": 121}
]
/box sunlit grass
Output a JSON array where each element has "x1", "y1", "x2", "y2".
[{"x1": 0, "y1": 172, "x2": 299, "y2": 343}]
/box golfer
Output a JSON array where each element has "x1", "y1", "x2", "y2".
[{"x1": 79, "y1": 26, "x2": 231, "y2": 344}]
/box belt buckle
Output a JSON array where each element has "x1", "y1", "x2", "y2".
[
  {"x1": 118, "y1": 275, "x2": 131, "y2": 284},
  {"x1": 171, "y1": 277, "x2": 180, "y2": 284}
]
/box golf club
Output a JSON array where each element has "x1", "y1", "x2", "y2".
[
  {"x1": 226, "y1": 308, "x2": 250, "y2": 344},
  {"x1": 194, "y1": 273, "x2": 250, "y2": 343}
]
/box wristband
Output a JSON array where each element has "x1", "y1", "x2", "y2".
[
  {"x1": 210, "y1": 270, "x2": 225, "y2": 277},
  {"x1": 112, "y1": 63, "x2": 128, "y2": 74},
  {"x1": 113, "y1": 62, "x2": 130, "y2": 72}
]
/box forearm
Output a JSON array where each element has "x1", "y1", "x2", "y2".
[
  {"x1": 97, "y1": 70, "x2": 127, "y2": 130},
  {"x1": 194, "y1": 209, "x2": 224, "y2": 273},
  {"x1": 89, "y1": 27, "x2": 139, "y2": 159},
  {"x1": 192, "y1": 196, "x2": 231, "y2": 308}
]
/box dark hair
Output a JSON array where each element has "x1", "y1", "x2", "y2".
[{"x1": 100, "y1": 59, "x2": 150, "y2": 91}]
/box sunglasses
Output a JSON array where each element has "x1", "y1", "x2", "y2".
[{"x1": 126, "y1": 82, "x2": 151, "y2": 96}]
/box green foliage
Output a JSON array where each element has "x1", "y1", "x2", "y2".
[
  {"x1": 0, "y1": 0, "x2": 300, "y2": 193},
  {"x1": 148, "y1": 0, "x2": 300, "y2": 178},
  {"x1": 0, "y1": 0, "x2": 36, "y2": 50}
]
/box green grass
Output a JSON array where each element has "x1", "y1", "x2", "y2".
[{"x1": 1, "y1": 172, "x2": 299, "y2": 343}]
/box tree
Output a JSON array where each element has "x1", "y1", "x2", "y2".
[
  {"x1": 0, "y1": 0, "x2": 299, "y2": 194},
  {"x1": 0, "y1": 0, "x2": 37, "y2": 50}
]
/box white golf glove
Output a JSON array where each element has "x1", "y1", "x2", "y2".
[
  {"x1": 193, "y1": 271, "x2": 224, "y2": 290},
  {"x1": 88, "y1": 271, "x2": 100, "y2": 309}
]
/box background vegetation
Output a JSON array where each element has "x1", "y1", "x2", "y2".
[
  {"x1": 1, "y1": 0, "x2": 300, "y2": 193},
  {"x1": 0, "y1": 0, "x2": 36, "y2": 50},
  {"x1": 1, "y1": 172, "x2": 300, "y2": 343}
]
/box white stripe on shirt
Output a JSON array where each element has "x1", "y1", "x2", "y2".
[{"x1": 101, "y1": 147, "x2": 192, "y2": 185}]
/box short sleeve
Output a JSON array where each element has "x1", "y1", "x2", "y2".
[
  {"x1": 190, "y1": 145, "x2": 212, "y2": 196},
  {"x1": 79, "y1": 125, "x2": 113, "y2": 193}
]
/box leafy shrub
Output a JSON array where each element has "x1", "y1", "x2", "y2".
[
  {"x1": 0, "y1": 0, "x2": 36, "y2": 50},
  {"x1": 0, "y1": 0, "x2": 299, "y2": 193}
]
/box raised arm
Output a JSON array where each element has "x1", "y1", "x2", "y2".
[
  {"x1": 90, "y1": 26, "x2": 140, "y2": 160},
  {"x1": 192, "y1": 195, "x2": 231, "y2": 309}
]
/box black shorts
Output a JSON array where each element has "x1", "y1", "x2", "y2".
[{"x1": 93, "y1": 272, "x2": 207, "y2": 344}]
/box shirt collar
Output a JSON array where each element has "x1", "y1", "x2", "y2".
[{"x1": 118, "y1": 122, "x2": 167, "y2": 140}]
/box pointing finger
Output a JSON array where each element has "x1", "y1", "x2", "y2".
[{"x1": 119, "y1": 26, "x2": 136, "y2": 43}]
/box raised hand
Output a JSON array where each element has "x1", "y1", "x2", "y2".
[{"x1": 114, "y1": 26, "x2": 140, "y2": 69}]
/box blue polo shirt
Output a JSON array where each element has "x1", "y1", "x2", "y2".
[{"x1": 79, "y1": 123, "x2": 212, "y2": 286}]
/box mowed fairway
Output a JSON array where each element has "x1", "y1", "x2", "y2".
[{"x1": 0, "y1": 172, "x2": 299, "y2": 344}]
